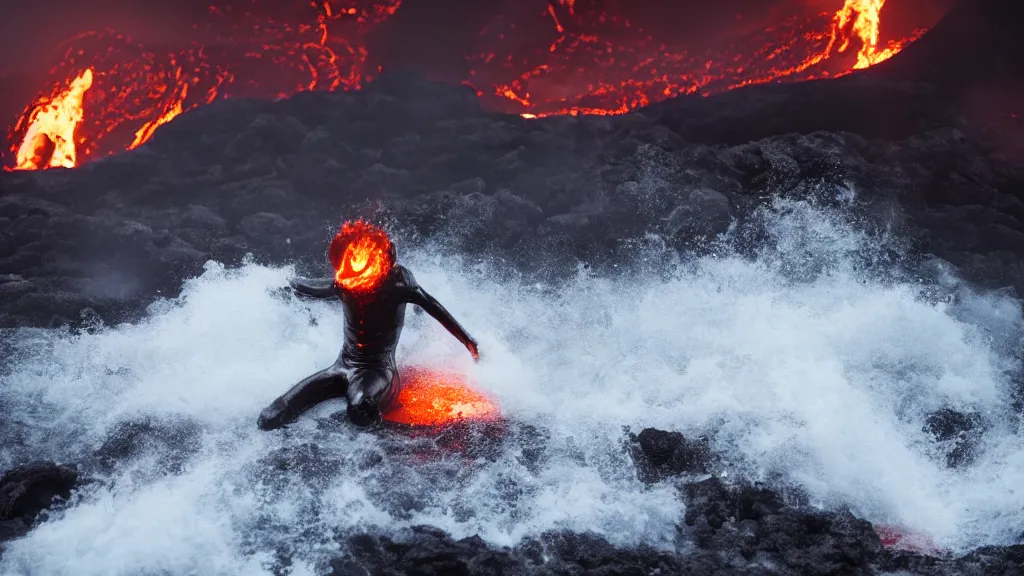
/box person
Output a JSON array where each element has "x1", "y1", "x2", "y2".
[{"x1": 257, "y1": 220, "x2": 480, "y2": 430}]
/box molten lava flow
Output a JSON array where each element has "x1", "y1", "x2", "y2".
[
  {"x1": 475, "y1": 0, "x2": 923, "y2": 118},
  {"x1": 12, "y1": 69, "x2": 94, "y2": 171},
  {"x1": 4, "y1": 1, "x2": 399, "y2": 171},
  {"x1": 129, "y1": 72, "x2": 191, "y2": 150},
  {"x1": 329, "y1": 220, "x2": 394, "y2": 293},
  {"x1": 383, "y1": 367, "x2": 501, "y2": 427},
  {"x1": 4, "y1": 0, "x2": 930, "y2": 169}
]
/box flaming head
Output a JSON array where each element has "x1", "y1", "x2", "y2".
[{"x1": 329, "y1": 220, "x2": 395, "y2": 293}]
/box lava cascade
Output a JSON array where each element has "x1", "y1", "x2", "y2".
[{"x1": 4, "y1": 0, "x2": 924, "y2": 171}]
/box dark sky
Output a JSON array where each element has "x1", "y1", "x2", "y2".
[
  {"x1": 0, "y1": 0, "x2": 958, "y2": 76},
  {"x1": 0, "y1": 1, "x2": 211, "y2": 75}
]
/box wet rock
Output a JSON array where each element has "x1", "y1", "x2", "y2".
[
  {"x1": 449, "y1": 177, "x2": 486, "y2": 196},
  {"x1": 209, "y1": 236, "x2": 252, "y2": 265},
  {"x1": 628, "y1": 428, "x2": 712, "y2": 482},
  {"x1": 333, "y1": 526, "x2": 685, "y2": 576},
  {"x1": 259, "y1": 443, "x2": 345, "y2": 488},
  {"x1": 0, "y1": 231, "x2": 14, "y2": 259},
  {"x1": 664, "y1": 188, "x2": 733, "y2": 244},
  {"x1": 0, "y1": 462, "x2": 79, "y2": 542},
  {"x1": 239, "y1": 212, "x2": 292, "y2": 242},
  {"x1": 7, "y1": 290, "x2": 97, "y2": 327},
  {"x1": 0, "y1": 251, "x2": 42, "y2": 275},
  {"x1": 681, "y1": 476, "x2": 884, "y2": 575},
  {"x1": 923, "y1": 408, "x2": 984, "y2": 468},
  {"x1": 0, "y1": 279, "x2": 35, "y2": 299},
  {"x1": 178, "y1": 204, "x2": 227, "y2": 231},
  {"x1": 94, "y1": 417, "x2": 204, "y2": 475},
  {"x1": 882, "y1": 544, "x2": 1024, "y2": 575}
]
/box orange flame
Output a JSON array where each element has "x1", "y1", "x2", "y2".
[
  {"x1": 329, "y1": 220, "x2": 394, "y2": 293},
  {"x1": 814, "y1": 0, "x2": 911, "y2": 71},
  {"x1": 383, "y1": 367, "x2": 501, "y2": 427},
  {"x1": 13, "y1": 68, "x2": 94, "y2": 170}
]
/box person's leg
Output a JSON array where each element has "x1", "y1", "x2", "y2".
[
  {"x1": 346, "y1": 367, "x2": 399, "y2": 426},
  {"x1": 258, "y1": 368, "x2": 348, "y2": 430}
]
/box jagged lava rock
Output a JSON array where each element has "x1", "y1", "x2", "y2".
[{"x1": 0, "y1": 462, "x2": 79, "y2": 543}]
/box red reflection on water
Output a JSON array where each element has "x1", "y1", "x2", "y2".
[{"x1": 874, "y1": 524, "x2": 943, "y2": 555}]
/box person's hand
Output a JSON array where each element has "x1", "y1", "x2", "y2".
[{"x1": 468, "y1": 340, "x2": 480, "y2": 363}]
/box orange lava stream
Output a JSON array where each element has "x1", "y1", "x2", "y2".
[
  {"x1": 129, "y1": 76, "x2": 189, "y2": 150},
  {"x1": 4, "y1": 0, "x2": 925, "y2": 171},
  {"x1": 383, "y1": 367, "x2": 501, "y2": 427},
  {"x1": 13, "y1": 68, "x2": 94, "y2": 170}
]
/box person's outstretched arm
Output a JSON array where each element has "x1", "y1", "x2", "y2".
[
  {"x1": 289, "y1": 277, "x2": 337, "y2": 299},
  {"x1": 403, "y1": 270, "x2": 479, "y2": 361}
]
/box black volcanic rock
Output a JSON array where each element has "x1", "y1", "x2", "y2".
[
  {"x1": 629, "y1": 428, "x2": 712, "y2": 482},
  {"x1": 1, "y1": 69, "x2": 1023, "y2": 328},
  {"x1": 331, "y1": 470, "x2": 1024, "y2": 576},
  {"x1": 93, "y1": 418, "x2": 204, "y2": 476},
  {"x1": 332, "y1": 524, "x2": 711, "y2": 576},
  {"x1": 923, "y1": 408, "x2": 985, "y2": 468},
  {"x1": 0, "y1": 462, "x2": 79, "y2": 543},
  {"x1": 867, "y1": 0, "x2": 1024, "y2": 87}
]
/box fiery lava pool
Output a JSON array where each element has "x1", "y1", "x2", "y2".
[
  {"x1": 383, "y1": 367, "x2": 501, "y2": 427},
  {"x1": 0, "y1": 201, "x2": 1022, "y2": 575}
]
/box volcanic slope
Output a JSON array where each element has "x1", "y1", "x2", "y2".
[
  {"x1": 866, "y1": 0, "x2": 1024, "y2": 86},
  {"x1": 1, "y1": 62, "x2": 1023, "y2": 328}
]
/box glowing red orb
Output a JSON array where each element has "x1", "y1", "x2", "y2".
[
  {"x1": 383, "y1": 367, "x2": 501, "y2": 427},
  {"x1": 329, "y1": 220, "x2": 394, "y2": 293}
]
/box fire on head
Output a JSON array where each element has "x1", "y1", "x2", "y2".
[{"x1": 329, "y1": 220, "x2": 395, "y2": 293}]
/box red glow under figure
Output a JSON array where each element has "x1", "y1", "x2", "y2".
[{"x1": 257, "y1": 221, "x2": 480, "y2": 429}]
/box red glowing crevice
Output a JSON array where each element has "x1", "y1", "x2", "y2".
[
  {"x1": 874, "y1": 524, "x2": 943, "y2": 555},
  {"x1": 5, "y1": 0, "x2": 924, "y2": 171}
]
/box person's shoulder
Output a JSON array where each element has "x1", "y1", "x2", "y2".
[{"x1": 391, "y1": 264, "x2": 418, "y2": 288}]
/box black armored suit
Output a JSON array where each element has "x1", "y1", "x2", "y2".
[{"x1": 258, "y1": 265, "x2": 478, "y2": 429}]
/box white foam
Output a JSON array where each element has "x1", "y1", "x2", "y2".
[{"x1": 1, "y1": 201, "x2": 1021, "y2": 575}]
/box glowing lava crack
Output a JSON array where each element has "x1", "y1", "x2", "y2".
[{"x1": 5, "y1": 0, "x2": 923, "y2": 171}]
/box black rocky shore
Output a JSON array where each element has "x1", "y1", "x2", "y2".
[{"x1": 2, "y1": 0, "x2": 1024, "y2": 573}]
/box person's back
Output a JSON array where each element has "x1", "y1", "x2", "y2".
[{"x1": 258, "y1": 221, "x2": 479, "y2": 430}]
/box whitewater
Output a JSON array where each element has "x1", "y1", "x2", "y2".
[{"x1": 1, "y1": 200, "x2": 1022, "y2": 575}]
